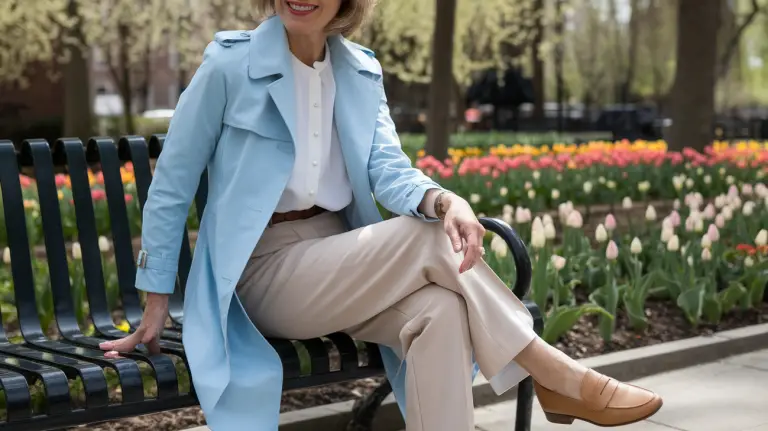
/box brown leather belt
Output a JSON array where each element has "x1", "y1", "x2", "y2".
[{"x1": 270, "y1": 205, "x2": 327, "y2": 226}]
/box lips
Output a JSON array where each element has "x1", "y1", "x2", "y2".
[{"x1": 286, "y1": 0, "x2": 318, "y2": 15}]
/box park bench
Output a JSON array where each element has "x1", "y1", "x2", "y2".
[{"x1": 0, "y1": 136, "x2": 542, "y2": 431}]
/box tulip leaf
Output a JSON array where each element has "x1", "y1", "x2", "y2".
[{"x1": 542, "y1": 304, "x2": 613, "y2": 344}]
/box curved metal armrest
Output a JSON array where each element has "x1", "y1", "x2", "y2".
[{"x1": 478, "y1": 217, "x2": 532, "y2": 299}]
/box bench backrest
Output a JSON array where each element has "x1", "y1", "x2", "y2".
[{"x1": 0, "y1": 136, "x2": 197, "y2": 338}]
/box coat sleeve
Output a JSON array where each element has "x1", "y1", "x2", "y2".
[
  {"x1": 135, "y1": 41, "x2": 227, "y2": 295},
  {"x1": 367, "y1": 65, "x2": 444, "y2": 221}
]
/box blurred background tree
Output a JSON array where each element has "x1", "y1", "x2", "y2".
[{"x1": 1, "y1": 0, "x2": 768, "y2": 153}]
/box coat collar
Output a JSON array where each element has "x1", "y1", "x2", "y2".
[{"x1": 248, "y1": 15, "x2": 380, "y2": 80}]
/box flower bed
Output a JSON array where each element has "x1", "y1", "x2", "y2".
[{"x1": 1, "y1": 140, "x2": 768, "y2": 426}]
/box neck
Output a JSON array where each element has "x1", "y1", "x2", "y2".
[{"x1": 286, "y1": 31, "x2": 327, "y2": 66}]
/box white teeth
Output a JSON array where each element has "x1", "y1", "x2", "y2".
[{"x1": 288, "y1": 2, "x2": 316, "y2": 11}]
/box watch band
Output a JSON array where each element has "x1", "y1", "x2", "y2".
[{"x1": 434, "y1": 190, "x2": 452, "y2": 220}]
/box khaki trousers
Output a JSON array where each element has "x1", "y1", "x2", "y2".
[{"x1": 236, "y1": 212, "x2": 536, "y2": 431}]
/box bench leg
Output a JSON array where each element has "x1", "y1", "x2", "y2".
[
  {"x1": 514, "y1": 376, "x2": 535, "y2": 431},
  {"x1": 346, "y1": 380, "x2": 393, "y2": 431}
]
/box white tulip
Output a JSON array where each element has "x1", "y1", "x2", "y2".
[
  {"x1": 531, "y1": 229, "x2": 546, "y2": 249},
  {"x1": 661, "y1": 227, "x2": 674, "y2": 243},
  {"x1": 2, "y1": 247, "x2": 10, "y2": 264},
  {"x1": 756, "y1": 230, "x2": 768, "y2": 247},
  {"x1": 595, "y1": 224, "x2": 608, "y2": 243},
  {"x1": 542, "y1": 214, "x2": 554, "y2": 226},
  {"x1": 499, "y1": 187, "x2": 508, "y2": 197},
  {"x1": 583, "y1": 181, "x2": 593, "y2": 194},
  {"x1": 638, "y1": 181, "x2": 651, "y2": 192},
  {"x1": 673, "y1": 199, "x2": 681, "y2": 210},
  {"x1": 551, "y1": 189, "x2": 560, "y2": 200},
  {"x1": 515, "y1": 207, "x2": 529, "y2": 224},
  {"x1": 743, "y1": 201, "x2": 755, "y2": 216},
  {"x1": 502, "y1": 212, "x2": 513, "y2": 225},
  {"x1": 532, "y1": 217, "x2": 544, "y2": 234},
  {"x1": 630, "y1": 237, "x2": 643, "y2": 255},
  {"x1": 470, "y1": 194, "x2": 481, "y2": 204},
  {"x1": 72, "y1": 242, "x2": 82, "y2": 260},
  {"x1": 544, "y1": 223, "x2": 556, "y2": 240},
  {"x1": 527, "y1": 189, "x2": 536, "y2": 199},
  {"x1": 98, "y1": 236, "x2": 111, "y2": 253},
  {"x1": 687, "y1": 255, "x2": 694, "y2": 267},
  {"x1": 607, "y1": 180, "x2": 616, "y2": 190},
  {"x1": 622, "y1": 197, "x2": 633, "y2": 209},
  {"x1": 703, "y1": 175, "x2": 712, "y2": 185},
  {"x1": 745, "y1": 256, "x2": 755, "y2": 268},
  {"x1": 645, "y1": 205, "x2": 657, "y2": 221},
  {"x1": 701, "y1": 248, "x2": 712, "y2": 261},
  {"x1": 721, "y1": 206, "x2": 733, "y2": 221},
  {"x1": 726, "y1": 175, "x2": 735, "y2": 185},
  {"x1": 667, "y1": 235, "x2": 680, "y2": 252},
  {"x1": 701, "y1": 234, "x2": 712, "y2": 249},
  {"x1": 503, "y1": 204, "x2": 514, "y2": 215},
  {"x1": 685, "y1": 178, "x2": 694, "y2": 189},
  {"x1": 550, "y1": 255, "x2": 566, "y2": 271},
  {"x1": 490, "y1": 235, "x2": 508, "y2": 258},
  {"x1": 566, "y1": 210, "x2": 583, "y2": 229},
  {"x1": 532, "y1": 170, "x2": 541, "y2": 180},
  {"x1": 694, "y1": 218, "x2": 704, "y2": 233}
]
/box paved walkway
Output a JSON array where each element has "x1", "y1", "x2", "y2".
[{"x1": 474, "y1": 349, "x2": 768, "y2": 431}]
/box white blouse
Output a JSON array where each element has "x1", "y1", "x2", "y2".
[{"x1": 274, "y1": 44, "x2": 353, "y2": 213}]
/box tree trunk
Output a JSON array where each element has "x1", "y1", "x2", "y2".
[
  {"x1": 555, "y1": 0, "x2": 565, "y2": 133},
  {"x1": 118, "y1": 25, "x2": 136, "y2": 135},
  {"x1": 62, "y1": 0, "x2": 93, "y2": 139},
  {"x1": 425, "y1": 0, "x2": 457, "y2": 160},
  {"x1": 666, "y1": 0, "x2": 722, "y2": 152},
  {"x1": 531, "y1": 0, "x2": 545, "y2": 124},
  {"x1": 139, "y1": 42, "x2": 152, "y2": 113},
  {"x1": 623, "y1": 0, "x2": 640, "y2": 104}
]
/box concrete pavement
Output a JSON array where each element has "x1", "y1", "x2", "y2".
[{"x1": 473, "y1": 349, "x2": 768, "y2": 431}]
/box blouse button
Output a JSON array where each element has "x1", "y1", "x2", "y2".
[
  {"x1": 312, "y1": 161, "x2": 318, "y2": 166},
  {"x1": 313, "y1": 132, "x2": 319, "y2": 137},
  {"x1": 313, "y1": 102, "x2": 319, "y2": 108}
]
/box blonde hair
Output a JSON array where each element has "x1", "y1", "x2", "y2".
[{"x1": 252, "y1": 0, "x2": 376, "y2": 37}]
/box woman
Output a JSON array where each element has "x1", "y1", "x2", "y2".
[{"x1": 100, "y1": 1, "x2": 663, "y2": 430}]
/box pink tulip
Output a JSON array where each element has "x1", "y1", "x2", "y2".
[
  {"x1": 703, "y1": 203, "x2": 716, "y2": 219},
  {"x1": 707, "y1": 224, "x2": 720, "y2": 242},
  {"x1": 606, "y1": 240, "x2": 619, "y2": 261},
  {"x1": 669, "y1": 210, "x2": 681, "y2": 227},
  {"x1": 715, "y1": 214, "x2": 726, "y2": 228},
  {"x1": 604, "y1": 214, "x2": 617, "y2": 231}
]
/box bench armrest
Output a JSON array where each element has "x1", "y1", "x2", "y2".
[{"x1": 478, "y1": 217, "x2": 532, "y2": 299}]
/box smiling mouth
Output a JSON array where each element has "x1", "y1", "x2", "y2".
[{"x1": 286, "y1": 1, "x2": 318, "y2": 13}]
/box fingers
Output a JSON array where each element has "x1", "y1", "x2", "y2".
[
  {"x1": 459, "y1": 229, "x2": 479, "y2": 273},
  {"x1": 459, "y1": 224, "x2": 486, "y2": 274},
  {"x1": 444, "y1": 221, "x2": 463, "y2": 253},
  {"x1": 100, "y1": 330, "x2": 143, "y2": 353}
]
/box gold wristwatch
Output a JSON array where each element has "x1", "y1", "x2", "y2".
[{"x1": 434, "y1": 191, "x2": 452, "y2": 220}]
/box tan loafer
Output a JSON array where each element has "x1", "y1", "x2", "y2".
[{"x1": 534, "y1": 370, "x2": 663, "y2": 427}]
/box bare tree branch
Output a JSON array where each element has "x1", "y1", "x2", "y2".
[{"x1": 718, "y1": 0, "x2": 763, "y2": 78}]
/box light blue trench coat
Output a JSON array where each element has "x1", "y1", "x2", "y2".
[{"x1": 135, "y1": 15, "x2": 483, "y2": 430}]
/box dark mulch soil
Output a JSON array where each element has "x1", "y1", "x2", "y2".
[{"x1": 73, "y1": 297, "x2": 768, "y2": 430}]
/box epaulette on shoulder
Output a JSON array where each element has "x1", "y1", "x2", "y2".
[
  {"x1": 347, "y1": 40, "x2": 375, "y2": 58},
  {"x1": 214, "y1": 30, "x2": 251, "y2": 48}
]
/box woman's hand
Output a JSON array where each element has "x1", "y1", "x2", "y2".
[
  {"x1": 441, "y1": 193, "x2": 486, "y2": 274},
  {"x1": 99, "y1": 293, "x2": 169, "y2": 357}
]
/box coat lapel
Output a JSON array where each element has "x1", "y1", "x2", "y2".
[
  {"x1": 248, "y1": 16, "x2": 297, "y2": 145},
  {"x1": 329, "y1": 36, "x2": 382, "y2": 186}
]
